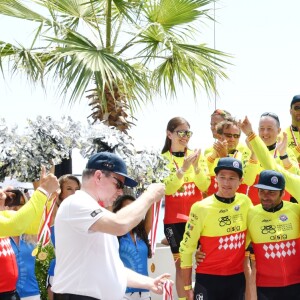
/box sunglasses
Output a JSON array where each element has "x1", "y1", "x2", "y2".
[
  {"x1": 174, "y1": 130, "x2": 193, "y2": 138},
  {"x1": 261, "y1": 112, "x2": 280, "y2": 125},
  {"x1": 223, "y1": 133, "x2": 240, "y2": 139},
  {"x1": 293, "y1": 105, "x2": 300, "y2": 111},
  {"x1": 112, "y1": 176, "x2": 125, "y2": 190}
]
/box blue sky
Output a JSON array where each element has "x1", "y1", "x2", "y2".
[{"x1": 1, "y1": 0, "x2": 300, "y2": 173}]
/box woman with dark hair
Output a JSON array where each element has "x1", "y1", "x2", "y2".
[
  {"x1": 113, "y1": 195, "x2": 152, "y2": 300},
  {"x1": 47, "y1": 175, "x2": 81, "y2": 300},
  {"x1": 162, "y1": 117, "x2": 210, "y2": 300}
]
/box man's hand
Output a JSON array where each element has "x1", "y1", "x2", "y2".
[
  {"x1": 213, "y1": 140, "x2": 228, "y2": 158},
  {"x1": 238, "y1": 116, "x2": 253, "y2": 136},
  {"x1": 145, "y1": 183, "x2": 165, "y2": 203},
  {"x1": 195, "y1": 245, "x2": 206, "y2": 266},
  {"x1": 39, "y1": 165, "x2": 59, "y2": 195},
  {"x1": 277, "y1": 132, "x2": 288, "y2": 156},
  {"x1": 150, "y1": 274, "x2": 173, "y2": 295}
]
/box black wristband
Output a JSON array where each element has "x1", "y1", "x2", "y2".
[{"x1": 279, "y1": 154, "x2": 288, "y2": 160}]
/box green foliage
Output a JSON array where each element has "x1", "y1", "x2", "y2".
[
  {"x1": 35, "y1": 244, "x2": 55, "y2": 300},
  {"x1": 0, "y1": 0, "x2": 230, "y2": 111}
]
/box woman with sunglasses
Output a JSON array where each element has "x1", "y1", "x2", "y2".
[{"x1": 161, "y1": 117, "x2": 210, "y2": 300}]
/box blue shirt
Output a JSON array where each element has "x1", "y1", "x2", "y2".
[
  {"x1": 118, "y1": 232, "x2": 149, "y2": 293},
  {"x1": 10, "y1": 236, "x2": 40, "y2": 298}
]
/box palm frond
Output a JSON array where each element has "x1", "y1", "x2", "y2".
[
  {"x1": 146, "y1": 0, "x2": 212, "y2": 28},
  {"x1": 0, "y1": 0, "x2": 51, "y2": 23},
  {"x1": 152, "y1": 43, "x2": 230, "y2": 98},
  {"x1": 45, "y1": 30, "x2": 150, "y2": 106}
]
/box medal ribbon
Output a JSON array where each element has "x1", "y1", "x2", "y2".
[
  {"x1": 37, "y1": 198, "x2": 56, "y2": 248},
  {"x1": 162, "y1": 279, "x2": 174, "y2": 300},
  {"x1": 290, "y1": 126, "x2": 299, "y2": 146},
  {"x1": 150, "y1": 199, "x2": 162, "y2": 255}
]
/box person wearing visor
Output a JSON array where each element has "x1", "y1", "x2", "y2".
[
  {"x1": 285, "y1": 95, "x2": 300, "y2": 164},
  {"x1": 161, "y1": 117, "x2": 210, "y2": 300},
  {"x1": 52, "y1": 152, "x2": 170, "y2": 300},
  {"x1": 180, "y1": 157, "x2": 252, "y2": 300},
  {"x1": 247, "y1": 170, "x2": 300, "y2": 300}
]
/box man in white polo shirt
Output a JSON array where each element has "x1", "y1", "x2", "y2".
[{"x1": 52, "y1": 152, "x2": 170, "y2": 300}]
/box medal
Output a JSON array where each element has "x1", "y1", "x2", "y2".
[
  {"x1": 150, "y1": 262, "x2": 156, "y2": 273},
  {"x1": 38, "y1": 251, "x2": 48, "y2": 261},
  {"x1": 31, "y1": 247, "x2": 39, "y2": 257}
]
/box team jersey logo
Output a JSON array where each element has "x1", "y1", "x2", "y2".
[
  {"x1": 279, "y1": 214, "x2": 288, "y2": 221},
  {"x1": 218, "y1": 216, "x2": 231, "y2": 226},
  {"x1": 261, "y1": 225, "x2": 276, "y2": 234},
  {"x1": 234, "y1": 205, "x2": 240, "y2": 211}
]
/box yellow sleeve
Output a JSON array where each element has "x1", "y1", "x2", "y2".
[
  {"x1": 179, "y1": 202, "x2": 204, "y2": 268},
  {"x1": 279, "y1": 148, "x2": 300, "y2": 175},
  {"x1": 206, "y1": 154, "x2": 218, "y2": 176},
  {"x1": 0, "y1": 190, "x2": 48, "y2": 237},
  {"x1": 249, "y1": 133, "x2": 300, "y2": 200},
  {"x1": 162, "y1": 152, "x2": 185, "y2": 195}
]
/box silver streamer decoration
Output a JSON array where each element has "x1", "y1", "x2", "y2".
[
  {"x1": 0, "y1": 116, "x2": 82, "y2": 182},
  {"x1": 80, "y1": 121, "x2": 170, "y2": 192},
  {"x1": 0, "y1": 118, "x2": 169, "y2": 190}
]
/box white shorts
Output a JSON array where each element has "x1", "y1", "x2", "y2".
[{"x1": 123, "y1": 291, "x2": 151, "y2": 300}]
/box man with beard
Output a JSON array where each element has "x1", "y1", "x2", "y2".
[{"x1": 247, "y1": 170, "x2": 300, "y2": 300}]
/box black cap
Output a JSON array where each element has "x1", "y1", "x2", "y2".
[
  {"x1": 254, "y1": 170, "x2": 285, "y2": 191},
  {"x1": 214, "y1": 157, "x2": 243, "y2": 177},
  {"x1": 291, "y1": 95, "x2": 300, "y2": 108},
  {"x1": 86, "y1": 152, "x2": 138, "y2": 187}
]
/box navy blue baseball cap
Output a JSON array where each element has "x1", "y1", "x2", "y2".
[
  {"x1": 291, "y1": 95, "x2": 300, "y2": 108},
  {"x1": 254, "y1": 170, "x2": 285, "y2": 191},
  {"x1": 214, "y1": 157, "x2": 243, "y2": 177},
  {"x1": 86, "y1": 152, "x2": 138, "y2": 187}
]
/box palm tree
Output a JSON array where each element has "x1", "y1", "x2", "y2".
[{"x1": 0, "y1": 0, "x2": 229, "y2": 132}]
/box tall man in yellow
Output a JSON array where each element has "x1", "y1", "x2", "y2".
[
  {"x1": 248, "y1": 170, "x2": 300, "y2": 299},
  {"x1": 179, "y1": 157, "x2": 252, "y2": 300},
  {"x1": 285, "y1": 95, "x2": 300, "y2": 164}
]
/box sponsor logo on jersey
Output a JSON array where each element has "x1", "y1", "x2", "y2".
[
  {"x1": 227, "y1": 225, "x2": 241, "y2": 233},
  {"x1": 270, "y1": 234, "x2": 287, "y2": 241},
  {"x1": 218, "y1": 216, "x2": 231, "y2": 227},
  {"x1": 219, "y1": 209, "x2": 228, "y2": 213},
  {"x1": 261, "y1": 219, "x2": 271, "y2": 222},
  {"x1": 261, "y1": 225, "x2": 276, "y2": 234}
]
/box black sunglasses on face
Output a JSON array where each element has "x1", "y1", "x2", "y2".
[
  {"x1": 112, "y1": 176, "x2": 125, "y2": 190},
  {"x1": 223, "y1": 133, "x2": 240, "y2": 139},
  {"x1": 174, "y1": 130, "x2": 193, "y2": 138}
]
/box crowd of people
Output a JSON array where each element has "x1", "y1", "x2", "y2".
[{"x1": 2, "y1": 94, "x2": 300, "y2": 300}]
